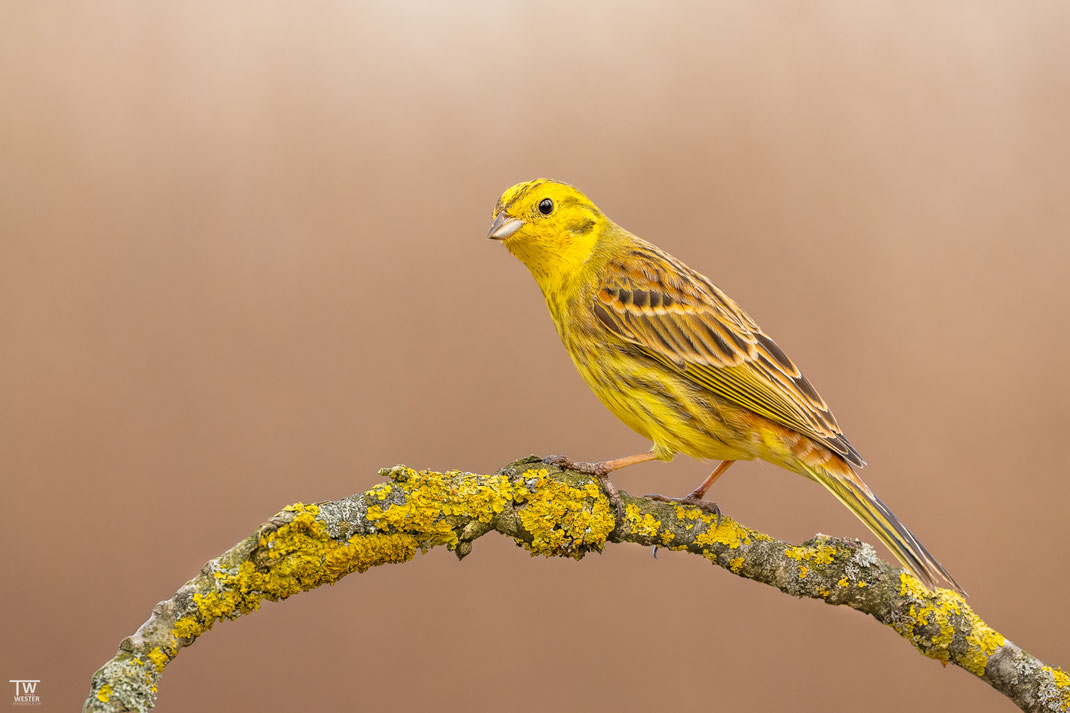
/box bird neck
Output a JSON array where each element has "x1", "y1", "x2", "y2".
[{"x1": 531, "y1": 221, "x2": 623, "y2": 288}]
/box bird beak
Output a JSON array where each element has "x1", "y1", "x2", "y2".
[{"x1": 487, "y1": 212, "x2": 524, "y2": 240}]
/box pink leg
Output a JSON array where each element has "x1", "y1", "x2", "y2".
[{"x1": 645, "y1": 460, "x2": 736, "y2": 525}]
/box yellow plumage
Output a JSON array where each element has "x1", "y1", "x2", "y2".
[{"x1": 489, "y1": 178, "x2": 963, "y2": 595}]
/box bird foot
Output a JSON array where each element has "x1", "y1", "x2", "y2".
[
  {"x1": 542, "y1": 455, "x2": 623, "y2": 521},
  {"x1": 645, "y1": 493, "x2": 722, "y2": 528},
  {"x1": 542, "y1": 454, "x2": 610, "y2": 476}
]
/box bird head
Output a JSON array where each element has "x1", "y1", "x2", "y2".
[{"x1": 488, "y1": 179, "x2": 606, "y2": 290}]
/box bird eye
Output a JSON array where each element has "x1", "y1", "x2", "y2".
[{"x1": 538, "y1": 198, "x2": 554, "y2": 215}]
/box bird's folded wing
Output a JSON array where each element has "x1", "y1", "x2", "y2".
[{"x1": 593, "y1": 250, "x2": 864, "y2": 467}]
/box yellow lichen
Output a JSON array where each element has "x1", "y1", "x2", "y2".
[
  {"x1": 961, "y1": 615, "x2": 1006, "y2": 676},
  {"x1": 837, "y1": 577, "x2": 849, "y2": 588},
  {"x1": 893, "y1": 573, "x2": 1004, "y2": 674},
  {"x1": 1046, "y1": 666, "x2": 1070, "y2": 689},
  {"x1": 323, "y1": 534, "x2": 418, "y2": 578},
  {"x1": 173, "y1": 501, "x2": 420, "y2": 641},
  {"x1": 857, "y1": 581, "x2": 867, "y2": 588},
  {"x1": 1042, "y1": 667, "x2": 1070, "y2": 710},
  {"x1": 940, "y1": 612, "x2": 960, "y2": 648},
  {"x1": 689, "y1": 511, "x2": 757, "y2": 551},
  {"x1": 366, "y1": 482, "x2": 394, "y2": 501},
  {"x1": 798, "y1": 565, "x2": 808, "y2": 579},
  {"x1": 513, "y1": 469, "x2": 614, "y2": 558},
  {"x1": 147, "y1": 647, "x2": 169, "y2": 672},
  {"x1": 729, "y1": 557, "x2": 744, "y2": 573},
  {"x1": 625, "y1": 503, "x2": 661, "y2": 538},
  {"x1": 367, "y1": 470, "x2": 489, "y2": 548},
  {"x1": 784, "y1": 543, "x2": 837, "y2": 565},
  {"x1": 899, "y1": 571, "x2": 930, "y2": 599},
  {"x1": 362, "y1": 469, "x2": 515, "y2": 552},
  {"x1": 173, "y1": 615, "x2": 203, "y2": 640},
  {"x1": 816, "y1": 587, "x2": 831, "y2": 598},
  {"x1": 893, "y1": 573, "x2": 960, "y2": 664},
  {"x1": 96, "y1": 684, "x2": 112, "y2": 703}
]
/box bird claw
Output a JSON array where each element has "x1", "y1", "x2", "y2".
[
  {"x1": 595, "y1": 473, "x2": 624, "y2": 521},
  {"x1": 543, "y1": 455, "x2": 623, "y2": 520},
  {"x1": 645, "y1": 493, "x2": 722, "y2": 528}
]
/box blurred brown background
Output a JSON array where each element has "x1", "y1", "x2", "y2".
[{"x1": 2, "y1": 2, "x2": 1068, "y2": 711}]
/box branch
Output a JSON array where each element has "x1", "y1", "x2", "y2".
[{"x1": 83, "y1": 456, "x2": 1069, "y2": 713}]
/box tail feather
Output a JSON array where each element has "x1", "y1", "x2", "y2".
[{"x1": 801, "y1": 461, "x2": 965, "y2": 595}]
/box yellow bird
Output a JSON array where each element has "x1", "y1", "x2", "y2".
[{"x1": 488, "y1": 178, "x2": 963, "y2": 594}]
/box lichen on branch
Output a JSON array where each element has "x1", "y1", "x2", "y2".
[{"x1": 83, "y1": 457, "x2": 1069, "y2": 713}]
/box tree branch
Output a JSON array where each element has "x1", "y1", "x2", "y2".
[{"x1": 83, "y1": 457, "x2": 1069, "y2": 713}]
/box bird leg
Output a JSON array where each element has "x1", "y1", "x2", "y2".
[
  {"x1": 646, "y1": 460, "x2": 735, "y2": 527},
  {"x1": 542, "y1": 451, "x2": 659, "y2": 520},
  {"x1": 543, "y1": 451, "x2": 660, "y2": 476}
]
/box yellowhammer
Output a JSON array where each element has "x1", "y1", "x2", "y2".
[{"x1": 488, "y1": 178, "x2": 963, "y2": 594}]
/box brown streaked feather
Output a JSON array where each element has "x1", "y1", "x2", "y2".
[{"x1": 594, "y1": 241, "x2": 865, "y2": 467}]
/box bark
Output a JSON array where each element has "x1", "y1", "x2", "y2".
[{"x1": 83, "y1": 457, "x2": 1070, "y2": 713}]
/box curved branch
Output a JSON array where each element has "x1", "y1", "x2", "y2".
[{"x1": 83, "y1": 457, "x2": 1069, "y2": 713}]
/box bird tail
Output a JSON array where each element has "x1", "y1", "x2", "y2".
[{"x1": 799, "y1": 459, "x2": 965, "y2": 595}]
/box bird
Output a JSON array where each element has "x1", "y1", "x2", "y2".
[{"x1": 487, "y1": 178, "x2": 963, "y2": 595}]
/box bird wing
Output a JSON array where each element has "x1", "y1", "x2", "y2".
[{"x1": 592, "y1": 244, "x2": 864, "y2": 466}]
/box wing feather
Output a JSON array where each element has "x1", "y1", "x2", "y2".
[{"x1": 595, "y1": 244, "x2": 864, "y2": 467}]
